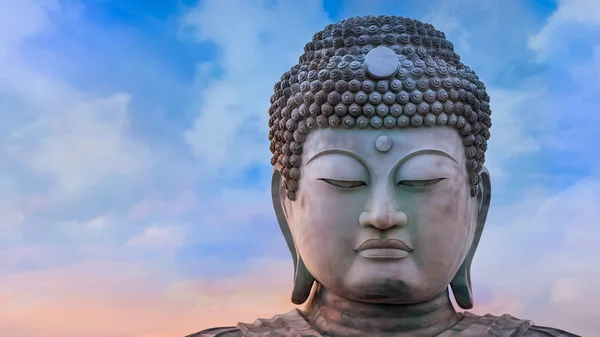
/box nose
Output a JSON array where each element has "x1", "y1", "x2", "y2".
[
  {"x1": 359, "y1": 205, "x2": 408, "y2": 230},
  {"x1": 358, "y1": 181, "x2": 409, "y2": 230}
]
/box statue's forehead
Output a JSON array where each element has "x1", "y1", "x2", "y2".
[{"x1": 302, "y1": 127, "x2": 464, "y2": 161}]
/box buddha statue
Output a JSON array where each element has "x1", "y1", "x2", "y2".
[{"x1": 189, "y1": 16, "x2": 579, "y2": 337}]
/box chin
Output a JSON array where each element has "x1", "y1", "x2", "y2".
[
  {"x1": 337, "y1": 269, "x2": 448, "y2": 304},
  {"x1": 336, "y1": 275, "x2": 414, "y2": 304}
]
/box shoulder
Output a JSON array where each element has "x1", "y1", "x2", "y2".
[
  {"x1": 185, "y1": 310, "x2": 320, "y2": 337},
  {"x1": 185, "y1": 326, "x2": 243, "y2": 337},
  {"x1": 524, "y1": 325, "x2": 581, "y2": 337},
  {"x1": 453, "y1": 312, "x2": 580, "y2": 337}
]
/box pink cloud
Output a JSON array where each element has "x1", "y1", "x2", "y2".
[
  {"x1": 127, "y1": 196, "x2": 157, "y2": 222},
  {"x1": 0, "y1": 245, "x2": 42, "y2": 269},
  {"x1": 0, "y1": 258, "x2": 298, "y2": 337}
]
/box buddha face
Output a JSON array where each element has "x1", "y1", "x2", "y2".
[{"x1": 281, "y1": 126, "x2": 479, "y2": 304}]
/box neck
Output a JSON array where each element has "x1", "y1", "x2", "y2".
[{"x1": 301, "y1": 284, "x2": 461, "y2": 337}]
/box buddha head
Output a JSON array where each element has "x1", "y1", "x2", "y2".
[{"x1": 268, "y1": 15, "x2": 492, "y2": 310}]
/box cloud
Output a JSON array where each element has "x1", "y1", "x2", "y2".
[
  {"x1": 181, "y1": 0, "x2": 331, "y2": 176},
  {"x1": 197, "y1": 187, "x2": 273, "y2": 223},
  {"x1": 469, "y1": 176, "x2": 600, "y2": 336},
  {"x1": 0, "y1": 1, "x2": 154, "y2": 200},
  {"x1": 1, "y1": 71, "x2": 154, "y2": 193},
  {"x1": 0, "y1": 0, "x2": 171, "y2": 280},
  {"x1": 480, "y1": 88, "x2": 542, "y2": 180},
  {"x1": 124, "y1": 224, "x2": 187, "y2": 252},
  {"x1": 127, "y1": 190, "x2": 198, "y2": 222},
  {"x1": 27, "y1": 93, "x2": 153, "y2": 191},
  {"x1": 550, "y1": 278, "x2": 582, "y2": 304},
  {"x1": 166, "y1": 257, "x2": 295, "y2": 314},
  {"x1": 529, "y1": 0, "x2": 600, "y2": 60},
  {"x1": 484, "y1": 89, "x2": 540, "y2": 158},
  {"x1": 0, "y1": 202, "x2": 27, "y2": 245},
  {"x1": 525, "y1": 0, "x2": 600, "y2": 168},
  {"x1": 0, "y1": 0, "x2": 59, "y2": 56},
  {"x1": 0, "y1": 257, "x2": 297, "y2": 337}
]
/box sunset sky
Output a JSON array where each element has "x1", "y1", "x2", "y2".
[{"x1": 1, "y1": 0, "x2": 599, "y2": 336}]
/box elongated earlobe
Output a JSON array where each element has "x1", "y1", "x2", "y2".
[
  {"x1": 272, "y1": 169, "x2": 297, "y2": 267},
  {"x1": 291, "y1": 255, "x2": 315, "y2": 304},
  {"x1": 450, "y1": 260, "x2": 474, "y2": 309},
  {"x1": 272, "y1": 169, "x2": 316, "y2": 304},
  {"x1": 451, "y1": 167, "x2": 491, "y2": 309}
]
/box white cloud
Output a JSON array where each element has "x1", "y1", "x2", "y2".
[
  {"x1": 51, "y1": 215, "x2": 119, "y2": 243},
  {"x1": 0, "y1": 203, "x2": 26, "y2": 246},
  {"x1": 182, "y1": 0, "x2": 331, "y2": 175},
  {"x1": 523, "y1": 0, "x2": 600, "y2": 165},
  {"x1": 485, "y1": 88, "x2": 540, "y2": 157},
  {"x1": 471, "y1": 176, "x2": 600, "y2": 335},
  {"x1": 124, "y1": 224, "x2": 186, "y2": 252},
  {"x1": 550, "y1": 278, "x2": 582, "y2": 304},
  {"x1": 27, "y1": 92, "x2": 153, "y2": 191},
  {"x1": 0, "y1": 2, "x2": 153, "y2": 194},
  {"x1": 199, "y1": 187, "x2": 273, "y2": 223},
  {"x1": 482, "y1": 88, "x2": 542, "y2": 179},
  {"x1": 529, "y1": 0, "x2": 600, "y2": 59},
  {"x1": 0, "y1": 0, "x2": 58, "y2": 57}
]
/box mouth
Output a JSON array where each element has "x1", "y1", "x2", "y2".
[{"x1": 355, "y1": 239, "x2": 414, "y2": 259}]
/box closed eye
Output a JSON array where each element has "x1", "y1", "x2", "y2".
[
  {"x1": 398, "y1": 178, "x2": 445, "y2": 187},
  {"x1": 319, "y1": 178, "x2": 367, "y2": 188}
]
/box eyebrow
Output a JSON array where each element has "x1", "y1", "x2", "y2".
[
  {"x1": 399, "y1": 149, "x2": 458, "y2": 165},
  {"x1": 306, "y1": 147, "x2": 458, "y2": 167},
  {"x1": 306, "y1": 149, "x2": 370, "y2": 169}
]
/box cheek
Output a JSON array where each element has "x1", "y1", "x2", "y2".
[
  {"x1": 409, "y1": 179, "x2": 474, "y2": 264},
  {"x1": 288, "y1": 181, "x2": 363, "y2": 265}
]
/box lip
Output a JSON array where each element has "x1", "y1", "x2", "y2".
[
  {"x1": 356, "y1": 239, "x2": 414, "y2": 252},
  {"x1": 355, "y1": 239, "x2": 414, "y2": 259}
]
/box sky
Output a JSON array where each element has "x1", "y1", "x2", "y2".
[{"x1": 0, "y1": 0, "x2": 599, "y2": 336}]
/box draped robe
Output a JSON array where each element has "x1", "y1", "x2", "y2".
[{"x1": 187, "y1": 309, "x2": 580, "y2": 337}]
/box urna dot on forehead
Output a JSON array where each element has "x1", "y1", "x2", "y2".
[{"x1": 375, "y1": 135, "x2": 393, "y2": 152}]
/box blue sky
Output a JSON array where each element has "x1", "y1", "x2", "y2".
[{"x1": 1, "y1": 0, "x2": 600, "y2": 336}]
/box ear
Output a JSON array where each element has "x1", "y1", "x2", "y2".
[
  {"x1": 473, "y1": 166, "x2": 491, "y2": 256},
  {"x1": 271, "y1": 169, "x2": 315, "y2": 304},
  {"x1": 271, "y1": 169, "x2": 298, "y2": 268},
  {"x1": 450, "y1": 166, "x2": 492, "y2": 309}
]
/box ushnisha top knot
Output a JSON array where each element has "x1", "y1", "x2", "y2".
[
  {"x1": 364, "y1": 46, "x2": 400, "y2": 79},
  {"x1": 268, "y1": 15, "x2": 492, "y2": 200}
]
